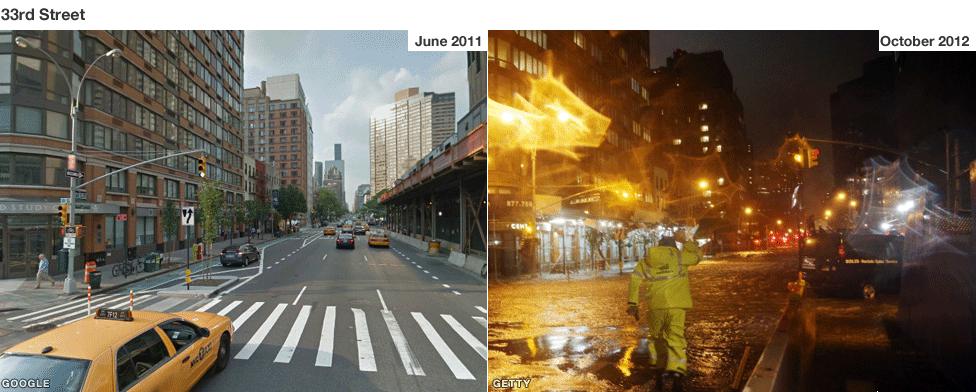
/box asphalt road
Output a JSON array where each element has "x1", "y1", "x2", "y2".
[{"x1": 1, "y1": 229, "x2": 487, "y2": 392}]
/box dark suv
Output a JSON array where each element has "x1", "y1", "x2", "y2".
[{"x1": 799, "y1": 231, "x2": 903, "y2": 299}]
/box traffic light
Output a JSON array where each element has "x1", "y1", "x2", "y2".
[
  {"x1": 197, "y1": 156, "x2": 207, "y2": 178},
  {"x1": 58, "y1": 204, "x2": 69, "y2": 226},
  {"x1": 807, "y1": 147, "x2": 821, "y2": 168}
]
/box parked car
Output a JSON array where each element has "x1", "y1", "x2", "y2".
[
  {"x1": 368, "y1": 231, "x2": 390, "y2": 247},
  {"x1": 353, "y1": 225, "x2": 367, "y2": 235},
  {"x1": 220, "y1": 243, "x2": 259, "y2": 267},
  {"x1": 323, "y1": 226, "x2": 337, "y2": 236},
  {"x1": 798, "y1": 231, "x2": 903, "y2": 299},
  {"x1": 336, "y1": 233, "x2": 356, "y2": 249}
]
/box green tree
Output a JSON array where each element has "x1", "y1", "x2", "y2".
[
  {"x1": 161, "y1": 200, "x2": 180, "y2": 261},
  {"x1": 360, "y1": 188, "x2": 388, "y2": 220},
  {"x1": 314, "y1": 188, "x2": 345, "y2": 223},
  {"x1": 197, "y1": 180, "x2": 224, "y2": 252},
  {"x1": 275, "y1": 185, "x2": 307, "y2": 231}
]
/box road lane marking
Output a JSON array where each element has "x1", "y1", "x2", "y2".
[
  {"x1": 473, "y1": 316, "x2": 487, "y2": 328},
  {"x1": 233, "y1": 302, "x2": 264, "y2": 331},
  {"x1": 442, "y1": 314, "x2": 487, "y2": 359},
  {"x1": 293, "y1": 286, "x2": 307, "y2": 305},
  {"x1": 217, "y1": 300, "x2": 242, "y2": 316},
  {"x1": 8, "y1": 294, "x2": 113, "y2": 321},
  {"x1": 275, "y1": 261, "x2": 280, "y2": 265},
  {"x1": 322, "y1": 254, "x2": 328, "y2": 261},
  {"x1": 235, "y1": 303, "x2": 288, "y2": 360},
  {"x1": 412, "y1": 312, "x2": 474, "y2": 380},
  {"x1": 376, "y1": 290, "x2": 388, "y2": 311},
  {"x1": 382, "y1": 310, "x2": 425, "y2": 376},
  {"x1": 442, "y1": 284, "x2": 451, "y2": 288},
  {"x1": 423, "y1": 270, "x2": 429, "y2": 274},
  {"x1": 281, "y1": 257, "x2": 286, "y2": 261},
  {"x1": 432, "y1": 276, "x2": 439, "y2": 280},
  {"x1": 315, "y1": 306, "x2": 337, "y2": 367},
  {"x1": 17, "y1": 294, "x2": 125, "y2": 322},
  {"x1": 274, "y1": 305, "x2": 312, "y2": 363},
  {"x1": 364, "y1": 255, "x2": 369, "y2": 263},
  {"x1": 451, "y1": 291, "x2": 461, "y2": 296},
  {"x1": 267, "y1": 266, "x2": 272, "y2": 270},
  {"x1": 145, "y1": 297, "x2": 187, "y2": 312},
  {"x1": 475, "y1": 306, "x2": 487, "y2": 314},
  {"x1": 416, "y1": 265, "x2": 422, "y2": 269},
  {"x1": 352, "y1": 308, "x2": 377, "y2": 372}
]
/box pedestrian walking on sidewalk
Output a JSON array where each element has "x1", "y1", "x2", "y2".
[
  {"x1": 627, "y1": 228, "x2": 702, "y2": 391},
  {"x1": 34, "y1": 253, "x2": 57, "y2": 289}
]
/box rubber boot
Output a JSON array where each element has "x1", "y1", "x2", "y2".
[{"x1": 662, "y1": 371, "x2": 685, "y2": 392}]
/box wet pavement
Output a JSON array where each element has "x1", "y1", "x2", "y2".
[{"x1": 488, "y1": 250, "x2": 797, "y2": 391}]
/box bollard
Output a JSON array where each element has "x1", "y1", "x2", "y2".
[
  {"x1": 87, "y1": 285, "x2": 91, "y2": 315},
  {"x1": 129, "y1": 289, "x2": 134, "y2": 311}
]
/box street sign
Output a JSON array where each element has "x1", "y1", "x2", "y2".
[
  {"x1": 272, "y1": 189, "x2": 280, "y2": 208},
  {"x1": 60, "y1": 197, "x2": 70, "y2": 204},
  {"x1": 64, "y1": 226, "x2": 78, "y2": 238},
  {"x1": 63, "y1": 237, "x2": 76, "y2": 249},
  {"x1": 181, "y1": 207, "x2": 195, "y2": 226},
  {"x1": 116, "y1": 213, "x2": 128, "y2": 221},
  {"x1": 66, "y1": 169, "x2": 84, "y2": 179}
]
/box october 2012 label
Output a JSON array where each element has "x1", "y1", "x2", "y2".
[{"x1": 1, "y1": 8, "x2": 87, "y2": 21}]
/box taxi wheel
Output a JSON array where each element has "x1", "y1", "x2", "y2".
[{"x1": 212, "y1": 333, "x2": 230, "y2": 374}]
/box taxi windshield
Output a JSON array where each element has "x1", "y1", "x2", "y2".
[{"x1": 0, "y1": 353, "x2": 90, "y2": 391}]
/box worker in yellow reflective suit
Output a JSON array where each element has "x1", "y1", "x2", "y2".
[{"x1": 627, "y1": 229, "x2": 702, "y2": 388}]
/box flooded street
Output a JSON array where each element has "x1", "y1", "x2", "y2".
[{"x1": 488, "y1": 250, "x2": 797, "y2": 391}]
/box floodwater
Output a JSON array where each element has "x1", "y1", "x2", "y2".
[{"x1": 488, "y1": 251, "x2": 797, "y2": 391}]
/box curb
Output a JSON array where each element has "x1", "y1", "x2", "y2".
[{"x1": 157, "y1": 276, "x2": 240, "y2": 299}]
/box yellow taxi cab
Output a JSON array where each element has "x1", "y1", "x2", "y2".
[
  {"x1": 367, "y1": 230, "x2": 390, "y2": 247},
  {"x1": 0, "y1": 308, "x2": 233, "y2": 392},
  {"x1": 323, "y1": 226, "x2": 336, "y2": 236}
]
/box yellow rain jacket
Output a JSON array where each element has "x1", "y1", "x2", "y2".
[{"x1": 628, "y1": 240, "x2": 702, "y2": 309}]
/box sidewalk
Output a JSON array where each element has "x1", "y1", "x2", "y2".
[{"x1": 0, "y1": 232, "x2": 289, "y2": 313}]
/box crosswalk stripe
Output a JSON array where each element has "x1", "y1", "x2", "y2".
[
  {"x1": 23, "y1": 295, "x2": 130, "y2": 327},
  {"x1": 144, "y1": 297, "x2": 186, "y2": 312},
  {"x1": 412, "y1": 312, "x2": 475, "y2": 380},
  {"x1": 475, "y1": 306, "x2": 487, "y2": 314},
  {"x1": 7, "y1": 295, "x2": 103, "y2": 321},
  {"x1": 235, "y1": 303, "x2": 288, "y2": 360},
  {"x1": 110, "y1": 295, "x2": 152, "y2": 310},
  {"x1": 217, "y1": 300, "x2": 242, "y2": 316},
  {"x1": 17, "y1": 294, "x2": 124, "y2": 322},
  {"x1": 315, "y1": 306, "x2": 337, "y2": 367},
  {"x1": 274, "y1": 305, "x2": 312, "y2": 363},
  {"x1": 382, "y1": 310, "x2": 425, "y2": 376},
  {"x1": 442, "y1": 315, "x2": 487, "y2": 359},
  {"x1": 352, "y1": 308, "x2": 376, "y2": 372},
  {"x1": 473, "y1": 316, "x2": 487, "y2": 328},
  {"x1": 197, "y1": 299, "x2": 222, "y2": 312},
  {"x1": 233, "y1": 302, "x2": 264, "y2": 331}
]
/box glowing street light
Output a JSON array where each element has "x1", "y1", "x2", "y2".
[
  {"x1": 896, "y1": 200, "x2": 916, "y2": 214},
  {"x1": 500, "y1": 110, "x2": 516, "y2": 124},
  {"x1": 744, "y1": 207, "x2": 754, "y2": 215},
  {"x1": 776, "y1": 219, "x2": 783, "y2": 226},
  {"x1": 835, "y1": 191, "x2": 847, "y2": 201},
  {"x1": 849, "y1": 200, "x2": 858, "y2": 208},
  {"x1": 824, "y1": 209, "x2": 833, "y2": 218},
  {"x1": 793, "y1": 153, "x2": 804, "y2": 164},
  {"x1": 557, "y1": 109, "x2": 571, "y2": 123},
  {"x1": 697, "y1": 179, "x2": 710, "y2": 190}
]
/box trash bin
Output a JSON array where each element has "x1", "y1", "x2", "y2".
[
  {"x1": 89, "y1": 271, "x2": 102, "y2": 289},
  {"x1": 427, "y1": 240, "x2": 441, "y2": 256},
  {"x1": 143, "y1": 253, "x2": 160, "y2": 273}
]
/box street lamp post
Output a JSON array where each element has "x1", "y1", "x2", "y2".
[{"x1": 16, "y1": 36, "x2": 121, "y2": 294}]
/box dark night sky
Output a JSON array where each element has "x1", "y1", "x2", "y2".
[{"x1": 647, "y1": 31, "x2": 880, "y2": 207}]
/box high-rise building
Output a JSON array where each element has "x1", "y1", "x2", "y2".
[
  {"x1": 321, "y1": 143, "x2": 345, "y2": 209},
  {"x1": 0, "y1": 30, "x2": 245, "y2": 278},
  {"x1": 244, "y1": 74, "x2": 314, "y2": 219},
  {"x1": 354, "y1": 184, "x2": 371, "y2": 212},
  {"x1": 458, "y1": 51, "x2": 488, "y2": 136},
  {"x1": 314, "y1": 161, "x2": 323, "y2": 188},
  {"x1": 369, "y1": 88, "x2": 455, "y2": 192}
]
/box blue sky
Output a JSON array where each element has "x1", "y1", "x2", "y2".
[{"x1": 243, "y1": 31, "x2": 469, "y2": 207}]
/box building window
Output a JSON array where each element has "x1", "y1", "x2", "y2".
[
  {"x1": 700, "y1": 135, "x2": 710, "y2": 143},
  {"x1": 14, "y1": 106, "x2": 43, "y2": 134},
  {"x1": 185, "y1": 183, "x2": 198, "y2": 200},
  {"x1": 106, "y1": 167, "x2": 126, "y2": 193},
  {"x1": 14, "y1": 56, "x2": 43, "y2": 90},
  {"x1": 699, "y1": 103, "x2": 709, "y2": 110},
  {"x1": 716, "y1": 145, "x2": 723, "y2": 152},
  {"x1": 137, "y1": 173, "x2": 156, "y2": 195},
  {"x1": 672, "y1": 138, "x2": 682, "y2": 146},
  {"x1": 136, "y1": 216, "x2": 156, "y2": 246},
  {"x1": 0, "y1": 153, "x2": 68, "y2": 187},
  {"x1": 701, "y1": 125, "x2": 709, "y2": 133},
  {"x1": 573, "y1": 31, "x2": 586, "y2": 49},
  {"x1": 105, "y1": 216, "x2": 126, "y2": 250},
  {"x1": 165, "y1": 179, "x2": 179, "y2": 198}
]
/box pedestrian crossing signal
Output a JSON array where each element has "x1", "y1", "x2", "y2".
[
  {"x1": 197, "y1": 156, "x2": 207, "y2": 178},
  {"x1": 58, "y1": 204, "x2": 69, "y2": 226},
  {"x1": 807, "y1": 147, "x2": 820, "y2": 168}
]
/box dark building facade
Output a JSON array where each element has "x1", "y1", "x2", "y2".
[
  {"x1": 831, "y1": 52, "x2": 976, "y2": 212},
  {"x1": 0, "y1": 30, "x2": 246, "y2": 278}
]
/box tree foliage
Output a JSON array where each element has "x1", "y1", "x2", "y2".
[
  {"x1": 161, "y1": 200, "x2": 180, "y2": 256},
  {"x1": 197, "y1": 180, "x2": 224, "y2": 247},
  {"x1": 358, "y1": 188, "x2": 388, "y2": 219},
  {"x1": 275, "y1": 185, "x2": 307, "y2": 223},
  {"x1": 314, "y1": 188, "x2": 346, "y2": 223}
]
